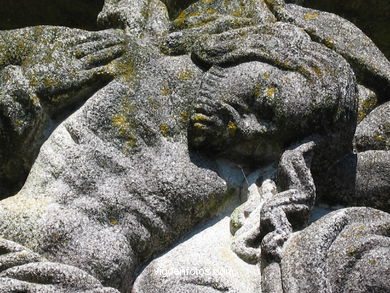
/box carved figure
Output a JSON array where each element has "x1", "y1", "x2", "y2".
[{"x1": 0, "y1": 0, "x2": 389, "y2": 292}]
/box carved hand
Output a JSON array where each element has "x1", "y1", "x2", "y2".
[
  {"x1": 22, "y1": 29, "x2": 126, "y2": 112},
  {"x1": 260, "y1": 139, "x2": 318, "y2": 261}
]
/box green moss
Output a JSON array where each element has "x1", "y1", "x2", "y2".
[
  {"x1": 109, "y1": 56, "x2": 136, "y2": 83},
  {"x1": 112, "y1": 99, "x2": 138, "y2": 150}
]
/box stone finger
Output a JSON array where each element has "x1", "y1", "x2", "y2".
[
  {"x1": 73, "y1": 36, "x2": 125, "y2": 59},
  {"x1": 81, "y1": 45, "x2": 125, "y2": 69}
]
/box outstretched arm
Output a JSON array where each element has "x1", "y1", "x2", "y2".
[{"x1": 0, "y1": 26, "x2": 126, "y2": 196}]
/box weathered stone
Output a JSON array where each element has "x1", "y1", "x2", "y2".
[
  {"x1": 356, "y1": 84, "x2": 378, "y2": 123},
  {"x1": 267, "y1": 0, "x2": 390, "y2": 102},
  {"x1": 0, "y1": 26, "x2": 125, "y2": 197},
  {"x1": 132, "y1": 212, "x2": 261, "y2": 293},
  {"x1": 231, "y1": 166, "x2": 277, "y2": 264},
  {"x1": 296, "y1": 0, "x2": 390, "y2": 60},
  {"x1": 0, "y1": 41, "x2": 235, "y2": 291},
  {"x1": 323, "y1": 151, "x2": 390, "y2": 212},
  {"x1": 281, "y1": 207, "x2": 390, "y2": 293},
  {"x1": 0, "y1": 0, "x2": 389, "y2": 292},
  {"x1": 190, "y1": 22, "x2": 357, "y2": 165},
  {"x1": 354, "y1": 101, "x2": 390, "y2": 152}
]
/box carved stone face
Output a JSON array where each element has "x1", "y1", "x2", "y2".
[
  {"x1": 189, "y1": 62, "x2": 291, "y2": 164},
  {"x1": 188, "y1": 57, "x2": 355, "y2": 165}
]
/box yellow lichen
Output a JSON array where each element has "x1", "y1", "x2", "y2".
[
  {"x1": 126, "y1": 133, "x2": 137, "y2": 148},
  {"x1": 347, "y1": 246, "x2": 357, "y2": 257},
  {"x1": 14, "y1": 119, "x2": 23, "y2": 126},
  {"x1": 311, "y1": 66, "x2": 322, "y2": 77},
  {"x1": 194, "y1": 122, "x2": 207, "y2": 130},
  {"x1": 160, "y1": 122, "x2": 170, "y2": 137},
  {"x1": 324, "y1": 37, "x2": 335, "y2": 49},
  {"x1": 109, "y1": 57, "x2": 136, "y2": 82},
  {"x1": 179, "y1": 111, "x2": 190, "y2": 124},
  {"x1": 374, "y1": 135, "x2": 383, "y2": 141},
  {"x1": 266, "y1": 87, "x2": 277, "y2": 97},
  {"x1": 193, "y1": 114, "x2": 208, "y2": 121},
  {"x1": 161, "y1": 86, "x2": 170, "y2": 96},
  {"x1": 174, "y1": 10, "x2": 187, "y2": 27},
  {"x1": 263, "y1": 73, "x2": 270, "y2": 79},
  {"x1": 42, "y1": 77, "x2": 58, "y2": 88},
  {"x1": 189, "y1": 11, "x2": 201, "y2": 17},
  {"x1": 228, "y1": 121, "x2": 238, "y2": 134},
  {"x1": 147, "y1": 97, "x2": 159, "y2": 109},
  {"x1": 109, "y1": 218, "x2": 119, "y2": 225},
  {"x1": 232, "y1": 10, "x2": 243, "y2": 17},
  {"x1": 304, "y1": 12, "x2": 319, "y2": 20},
  {"x1": 112, "y1": 114, "x2": 128, "y2": 135},
  {"x1": 178, "y1": 70, "x2": 195, "y2": 81},
  {"x1": 207, "y1": 8, "x2": 217, "y2": 14}
]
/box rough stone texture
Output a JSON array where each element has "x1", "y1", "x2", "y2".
[
  {"x1": 356, "y1": 84, "x2": 377, "y2": 123},
  {"x1": 190, "y1": 22, "x2": 357, "y2": 166},
  {"x1": 0, "y1": 27, "x2": 125, "y2": 197},
  {"x1": 354, "y1": 101, "x2": 390, "y2": 152},
  {"x1": 267, "y1": 0, "x2": 390, "y2": 102},
  {"x1": 281, "y1": 207, "x2": 390, "y2": 293},
  {"x1": 0, "y1": 0, "x2": 389, "y2": 292},
  {"x1": 231, "y1": 166, "x2": 277, "y2": 264},
  {"x1": 323, "y1": 151, "x2": 390, "y2": 213},
  {"x1": 0, "y1": 237, "x2": 119, "y2": 293},
  {"x1": 296, "y1": 0, "x2": 390, "y2": 60},
  {"x1": 0, "y1": 38, "x2": 235, "y2": 292},
  {"x1": 132, "y1": 212, "x2": 261, "y2": 293}
]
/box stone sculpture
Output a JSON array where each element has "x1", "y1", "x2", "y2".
[{"x1": 0, "y1": 0, "x2": 389, "y2": 292}]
